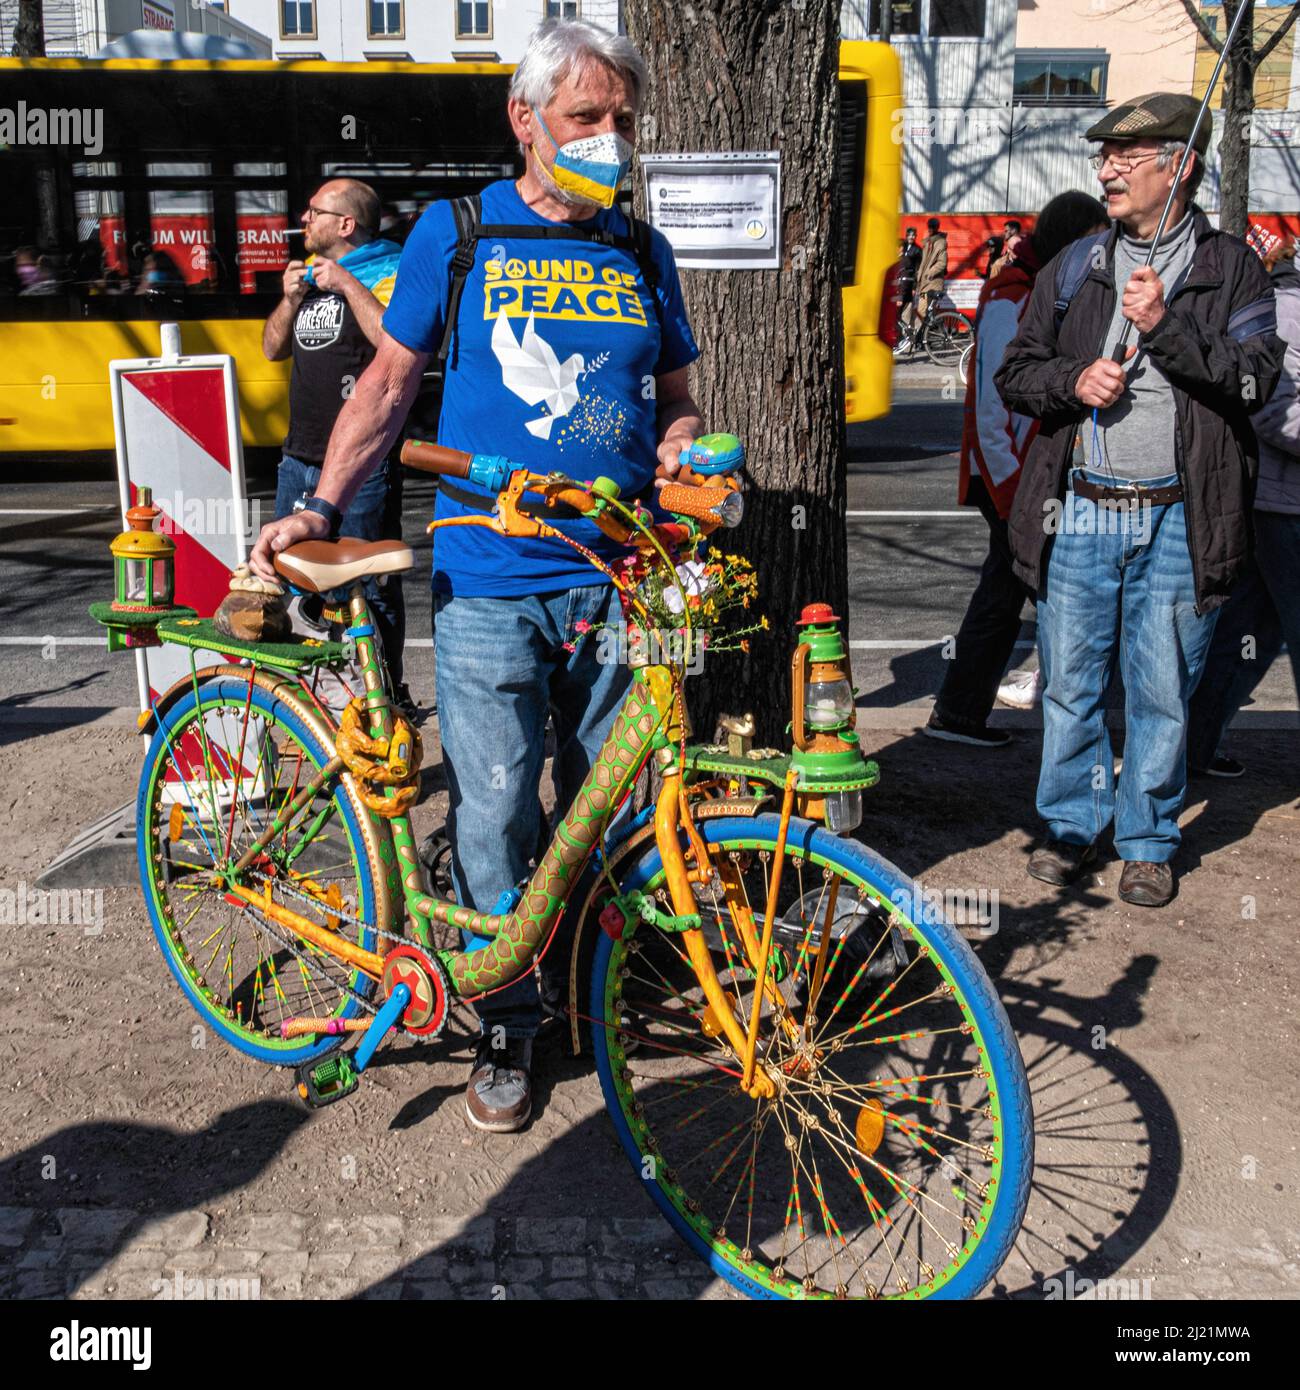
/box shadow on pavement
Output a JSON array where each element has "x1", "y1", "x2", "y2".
[{"x1": 0, "y1": 1102, "x2": 308, "y2": 1297}]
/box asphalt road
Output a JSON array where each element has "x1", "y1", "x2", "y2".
[{"x1": 0, "y1": 375, "x2": 1294, "y2": 721}]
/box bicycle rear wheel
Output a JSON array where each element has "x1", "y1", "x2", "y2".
[
  {"x1": 591, "y1": 814, "x2": 1032, "y2": 1299},
  {"x1": 137, "y1": 675, "x2": 382, "y2": 1066},
  {"x1": 924, "y1": 310, "x2": 973, "y2": 369}
]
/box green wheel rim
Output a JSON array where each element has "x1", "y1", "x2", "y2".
[
  {"x1": 140, "y1": 688, "x2": 376, "y2": 1055},
  {"x1": 599, "y1": 832, "x2": 1009, "y2": 1299}
]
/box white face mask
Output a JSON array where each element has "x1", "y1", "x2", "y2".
[{"x1": 532, "y1": 109, "x2": 634, "y2": 209}]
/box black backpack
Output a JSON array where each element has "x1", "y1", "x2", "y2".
[{"x1": 436, "y1": 193, "x2": 663, "y2": 368}]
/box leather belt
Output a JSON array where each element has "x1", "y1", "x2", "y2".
[{"x1": 1071, "y1": 477, "x2": 1183, "y2": 506}]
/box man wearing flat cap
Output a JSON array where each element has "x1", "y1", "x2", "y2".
[{"x1": 995, "y1": 93, "x2": 1283, "y2": 908}]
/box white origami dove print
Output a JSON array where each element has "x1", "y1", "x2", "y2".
[{"x1": 491, "y1": 311, "x2": 586, "y2": 440}]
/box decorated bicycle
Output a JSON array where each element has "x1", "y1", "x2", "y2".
[{"x1": 92, "y1": 434, "x2": 1031, "y2": 1300}]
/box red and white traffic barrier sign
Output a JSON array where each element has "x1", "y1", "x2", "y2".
[{"x1": 109, "y1": 323, "x2": 249, "y2": 711}]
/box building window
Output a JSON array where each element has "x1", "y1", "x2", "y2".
[
  {"x1": 456, "y1": 1, "x2": 493, "y2": 38},
  {"x1": 865, "y1": 1, "x2": 986, "y2": 38},
  {"x1": 867, "y1": 1, "x2": 922, "y2": 37},
  {"x1": 928, "y1": 0, "x2": 985, "y2": 38},
  {"x1": 280, "y1": 1, "x2": 316, "y2": 38},
  {"x1": 1013, "y1": 50, "x2": 1109, "y2": 105},
  {"x1": 545, "y1": 1, "x2": 581, "y2": 18},
  {"x1": 368, "y1": 1, "x2": 404, "y2": 37}
]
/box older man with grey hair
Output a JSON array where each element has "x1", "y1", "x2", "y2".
[
  {"x1": 249, "y1": 18, "x2": 704, "y2": 1131},
  {"x1": 996, "y1": 93, "x2": 1282, "y2": 909}
]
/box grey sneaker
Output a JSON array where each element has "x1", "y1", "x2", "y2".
[{"x1": 465, "y1": 1036, "x2": 533, "y2": 1133}]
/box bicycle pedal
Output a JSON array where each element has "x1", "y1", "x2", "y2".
[{"x1": 294, "y1": 1054, "x2": 359, "y2": 1108}]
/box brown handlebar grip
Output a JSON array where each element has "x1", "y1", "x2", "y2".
[
  {"x1": 658, "y1": 483, "x2": 734, "y2": 523},
  {"x1": 399, "y1": 439, "x2": 474, "y2": 479}
]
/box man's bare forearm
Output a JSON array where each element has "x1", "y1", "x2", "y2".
[
  {"x1": 262, "y1": 296, "x2": 297, "y2": 360},
  {"x1": 339, "y1": 276, "x2": 387, "y2": 348},
  {"x1": 311, "y1": 343, "x2": 425, "y2": 511},
  {"x1": 658, "y1": 394, "x2": 703, "y2": 451}
]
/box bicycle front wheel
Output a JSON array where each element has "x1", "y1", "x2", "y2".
[
  {"x1": 924, "y1": 310, "x2": 973, "y2": 369},
  {"x1": 137, "y1": 675, "x2": 383, "y2": 1066},
  {"x1": 591, "y1": 814, "x2": 1031, "y2": 1299}
]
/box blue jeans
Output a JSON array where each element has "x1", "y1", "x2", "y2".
[
  {"x1": 433, "y1": 583, "x2": 631, "y2": 1039},
  {"x1": 1037, "y1": 468, "x2": 1219, "y2": 863},
  {"x1": 275, "y1": 453, "x2": 407, "y2": 685},
  {"x1": 1187, "y1": 509, "x2": 1300, "y2": 768}
]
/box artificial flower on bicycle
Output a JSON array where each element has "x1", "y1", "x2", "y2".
[{"x1": 564, "y1": 545, "x2": 769, "y2": 662}]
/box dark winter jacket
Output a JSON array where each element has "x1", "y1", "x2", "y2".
[{"x1": 994, "y1": 206, "x2": 1284, "y2": 612}]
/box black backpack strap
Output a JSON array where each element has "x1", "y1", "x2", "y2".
[
  {"x1": 627, "y1": 214, "x2": 660, "y2": 298},
  {"x1": 1053, "y1": 230, "x2": 1109, "y2": 336},
  {"x1": 437, "y1": 194, "x2": 482, "y2": 367}
]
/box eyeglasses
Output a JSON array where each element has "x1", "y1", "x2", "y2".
[
  {"x1": 304, "y1": 204, "x2": 347, "y2": 221},
  {"x1": 1088, "y1": 149, "x2": 1162, "y2": 175}
]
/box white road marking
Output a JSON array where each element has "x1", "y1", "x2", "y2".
[
  {"x1": 1, "y1": 635, "x2": 1036, "y2": 651},
  {"x1": 0, "y1": 507, "x2": 116, "y2": 515},
  {"x1": 846, "y1": 510, "x2": 975, "y2": 518},
  {"x1": 849, "y1": 639, "x2": 1035, "y2": 650}
]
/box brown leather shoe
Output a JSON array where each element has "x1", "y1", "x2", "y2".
[
  {"x1": 464, "y1": 1036, "x2": 533, "y2": 1133},
  {"x1": 1118, "y1": 860, "x2": 1174, "y2": 908},
  {"x1": 1027, "y1": 838, "x2": 1097, "y2": 887}
]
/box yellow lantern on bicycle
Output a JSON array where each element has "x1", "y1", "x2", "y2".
[{"x1": 89, "y1": 485, "x2": 195, "y2": 650}]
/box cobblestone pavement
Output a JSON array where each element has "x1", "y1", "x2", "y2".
[{"x1": 4, "y1": 1206, "x2": 1298, "y2": 1301}]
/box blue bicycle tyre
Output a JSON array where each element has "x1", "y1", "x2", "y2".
[
  {"x1": 591, "y1": 814, "x2": 1032, "y2": 1300},
  {"x1": 137, "y1": 676, "x2": 379, "y2": 1067}
]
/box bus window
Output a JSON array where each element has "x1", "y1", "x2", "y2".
[
  {"x1": 146, "y1": 163, "x2": 216, "y2": 295},
  {"x1": 235, "y1": 163, "x2": 290, "y2": 294},
  {"x1": 72, "y1": 163, "x2": 130, "y2": 295}
]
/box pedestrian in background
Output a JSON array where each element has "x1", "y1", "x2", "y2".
[
  {"x1": 262, "y1": 177, "x2": 414, "y2": 711},
  {"x1": 926, "y1": 190, "x2": 1107, "y2": 749},
  {"x1": 987, "y1": 219, "x2": 1023, "y2": 279},
  {"x1": 900, "y1": 216, "x2": 947, "y2": 350},
  {"x1": 894, "y1": 226, "x2": 922, "y2": 353},
  {"x1": 995, "y1": 93, "x2": 1282, "y2": 908},
  {"x1": 1188, "y1": 234, "x2": 1300, "y2": 777}
]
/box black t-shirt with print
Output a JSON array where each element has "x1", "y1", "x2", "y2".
[{"x1": 284, "y1": 287, "x2": 377, "y2": 464}]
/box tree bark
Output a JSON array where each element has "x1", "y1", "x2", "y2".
[
  {"x1": 623, "y1": 0, "x2": 849, "y2": 744},
  {"x1": 12, "y1": 0, "x2": 45, "y2": 57},
  {"x1": 1217, "y1": 0, "x2": 1253, "y2": 237}
]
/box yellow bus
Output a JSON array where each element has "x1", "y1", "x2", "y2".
[{"x1": 0, "y1": 44, "x2": 900, "y2": 455}]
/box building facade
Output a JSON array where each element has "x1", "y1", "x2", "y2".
[
  {"x1": 1, "y1": 0, "x2": 272, "y2": 55},
  {"x1": 220, "y1": 1, "x2": 622, "y2": 62},
  {"x1": 846, "y1": 0, "x2": 1300, "y2": 276}
]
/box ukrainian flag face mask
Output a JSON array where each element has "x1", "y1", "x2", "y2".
[{"x1": 531, "y1": 108, "x2": 634, "y2": 209}]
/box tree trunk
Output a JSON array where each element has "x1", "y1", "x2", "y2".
[
  {"x1": 1217, "y1": 0, "x2": 1253, "y2": 237},
  {"x1": 12, "y1": 0, "x2": 45, "y2": 57},
  {"x1": 623, "y1": 0, "x2": 849, "y2": 744}
]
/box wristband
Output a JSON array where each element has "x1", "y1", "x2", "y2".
[{"x1": 293, "y1": 494, "x2": 342, "y2": 540}]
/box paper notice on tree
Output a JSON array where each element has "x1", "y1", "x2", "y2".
[{"x1": 641, "y1": 152, "x2": 781, "y2": 270}]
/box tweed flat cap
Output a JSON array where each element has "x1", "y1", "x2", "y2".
[{"x1": 1085, "y1": 92, "x2": 1212, "y2": 155}]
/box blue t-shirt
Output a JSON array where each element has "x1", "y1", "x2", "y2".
[{"x1": 382, "y1": 179, "x2": 700, "y2": 596}]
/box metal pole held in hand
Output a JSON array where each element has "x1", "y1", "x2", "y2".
[{"x1": 1109, "y1": 0, "x2": 1252, "y2": 363}]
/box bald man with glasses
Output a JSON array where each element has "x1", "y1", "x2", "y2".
[{"x1": 263, "y1": 179, "x2": 414, "y2": 709}]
